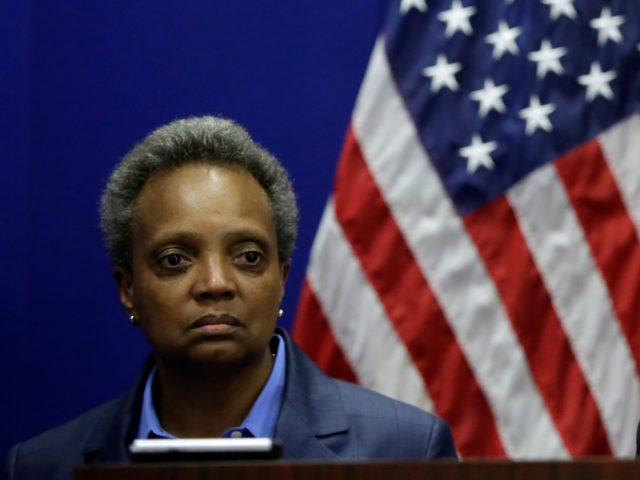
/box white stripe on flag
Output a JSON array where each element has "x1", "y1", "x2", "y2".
[
  {"x1": 351, "y1": 37, "x2": 567, "y2": 458},
  {"x1": 599, "y1": 113, "x2": 640, "y2": 239},
  {"x1": 307, "y1": 199, "x2": 435, "y2": 412},
  {"x1": 508, "y1": 163, "x2": 640, "y2": 457}
]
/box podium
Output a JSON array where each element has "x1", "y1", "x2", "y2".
[{"x1": 76, "y1": 459, "x2": 640, "y2": 480}]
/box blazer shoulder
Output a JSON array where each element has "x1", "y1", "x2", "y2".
[
  {"x1": 279, "y1": 330, "x2": 457, "y2": 459},
  {"x1": 20, "y1": 397, "x2": 123, "y2": 452},
  {"x1": 5, "y1": 397, "x2": 125, "y2": 480},
  {"x1": 332, "y1": 378, "x2": 457, "y2": 459}
]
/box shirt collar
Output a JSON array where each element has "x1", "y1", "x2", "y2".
[{"x1": 137, "y1": 333, "x2": 286, "y2": 439}]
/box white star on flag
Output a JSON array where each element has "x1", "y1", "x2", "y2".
[
  {"x1": 519, "y1": 95, "x2": 555, "y2": 135},
  {"x1": 528, "y1": 39, "x2": 567, "y2": 79},
  {"x1": 459, "y1": 134, "x2": 497, "y2": 173},
  {"x1": 486, "y1": 21, "x2": 522, "y2": 59},
  {"x1": 400, "y1": 0, "x2": 427, "y2": 14},
  {"x1": 578, "y1": 62, "x2": 617, "y2": 101},
  {"x1": 542, "y1": 0, "x2": 577, "y2": 21},
  {"x1": 423, "y1": 54, "x2": 463, "y2": 92},
  {"x1": 590, "y1": 7, "x2": 625, "y2": 46},
  {"x1": 438, "y1": 0, "x2": 476, "y2": 38},
  {"x1": 470, "y1": 78, "x2": 508, "y2": 117}
]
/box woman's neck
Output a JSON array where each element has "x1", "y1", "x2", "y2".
[{"x1": 152, "y1": 349, "x2": 274, "y2": 438}]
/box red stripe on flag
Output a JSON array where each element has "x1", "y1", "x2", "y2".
[
  {"x1": 333, "y1": 125, "x2": 506, "y2": 457},
  {"x1": 292, "y1": 279, "x2": 359, "y2": 384},
  {"x1": 464, "y1": 196, "x2": 612, "y2": 455},
  {"x1": 556, "y1": 139, "x2": 640, "y2": 374}
]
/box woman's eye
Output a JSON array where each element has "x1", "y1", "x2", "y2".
[
  {"x1": 238, "y1": 251, "x2": 263, "y2": 265},
  {"x1": 160, "y1": 253, "x2": 188, "y2": 268}
]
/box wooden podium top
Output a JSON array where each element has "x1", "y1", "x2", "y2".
[{"x1": 76, "y1": 459, "x2": 640, "y2": 480}]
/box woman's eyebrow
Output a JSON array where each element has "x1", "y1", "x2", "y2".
[
  {"x1": 150, "y1": 230, "x2": 201, "y2": 246},
  {"x1": 224, "y1": 228, "x2": 271, "y2": 246}
]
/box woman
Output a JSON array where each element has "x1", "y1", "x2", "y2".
[{"x1": 5, "y1": 116, "x2": 456, "y2": 480}]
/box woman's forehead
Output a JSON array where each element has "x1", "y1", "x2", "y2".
[{"x1": 132, "y1": 164, "x2": 276, "y2": 242}]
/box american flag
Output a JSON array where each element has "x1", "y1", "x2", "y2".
[{"x1": 293, "y1": 0, "x2": 640, "y2": 458}]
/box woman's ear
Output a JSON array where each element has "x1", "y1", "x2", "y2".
[
  {"x1": 279, "y1": 261, "x2": 291, "y2": 301},
  {"x1": 114, "y1": 267, "x2": 135, "y2": 314},
  {"x1": 280, "y1": 261, "x2": 291, "y2": 284}
]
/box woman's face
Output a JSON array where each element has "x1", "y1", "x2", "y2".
[{"x1": 116, "y1": 163, "x2": 289, "y2": 369}]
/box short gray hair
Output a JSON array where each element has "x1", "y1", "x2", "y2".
[{"x1": 99, "y1": 116, "x2": 298, "y2": 272}]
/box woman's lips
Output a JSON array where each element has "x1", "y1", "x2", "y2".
[{"x1": 190, "y1": 314, "x2": 242, "y2": 336}]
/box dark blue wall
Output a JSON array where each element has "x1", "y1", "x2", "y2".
[{"x1": 1, "y1": 1, "x2": 386, "y2": 457}]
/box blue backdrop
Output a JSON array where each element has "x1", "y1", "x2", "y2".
[{"x1": 1, "y1": 1, "x2": 386, "y2": 457}]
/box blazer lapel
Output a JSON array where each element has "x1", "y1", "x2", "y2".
[
  {"x1": 81, "y1": 358, "x2": 153, "y2": 464},
  {"x1": 275, "y1": 330, "x2": 350, "y2": 459}
]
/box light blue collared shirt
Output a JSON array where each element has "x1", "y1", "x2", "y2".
[{"x1": 137, "y1": 334, "x2": 286, "y2": 439}]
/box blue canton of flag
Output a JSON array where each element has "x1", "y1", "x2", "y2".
[{"x1": 388, "y1": 0, "x2": 640, "y2": 213}]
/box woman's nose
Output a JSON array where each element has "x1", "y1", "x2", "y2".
[{"x1": 192, "y1": 257, "x2": 236, "y2": 301}]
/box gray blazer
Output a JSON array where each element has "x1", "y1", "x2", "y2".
[{"x1": 4, "y1": 330, "x2": 457, "y2": 479}]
